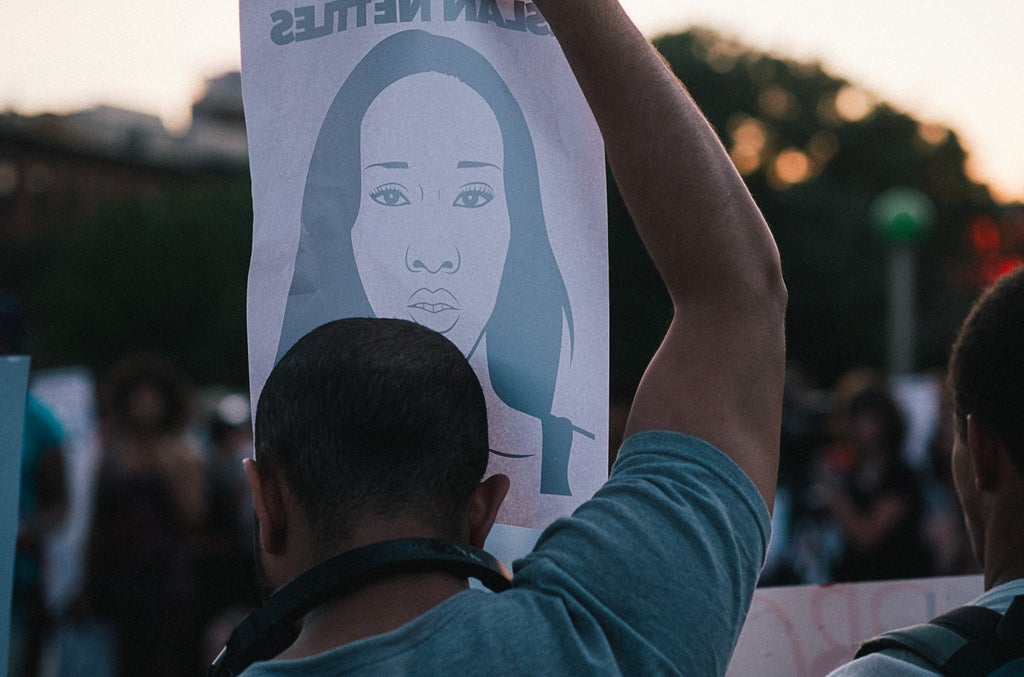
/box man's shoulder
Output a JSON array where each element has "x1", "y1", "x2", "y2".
[
  {"x1": 973, "y1": 578, "x2": 1024, "y2": 612},
  {"x1": 830, "y1": 589, "x2": 1024, "y2": 677},
  {"x1": 826, "y1": 650, "x2": 943, "y2": 676}
]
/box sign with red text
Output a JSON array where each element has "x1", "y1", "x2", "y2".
[{"x1": 727, "y1": 575, "x2": 984, "y2": 676}]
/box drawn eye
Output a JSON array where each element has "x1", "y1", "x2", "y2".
[
  {"x1": 369, "y1": 183, "x2": 411, "y2": 207},
  {"x1": 452, "y1": 183, "x2": 495, "y2": 209}
]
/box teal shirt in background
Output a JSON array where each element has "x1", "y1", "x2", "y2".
[
  {"x1": 241, "y1": 431, "x2": 771, "y2": 676},
  {"x1": 14, "y1": 393, "x2": 64, "y2": 589}
]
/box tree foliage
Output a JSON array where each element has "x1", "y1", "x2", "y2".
[
  {"x1": 610, "y1": 28, "x2": 996, "y2": 393},
  {"x1": 28, "y1": 178, "x2": 252, "y2": 388},
  {"x1": 23, "y1": 27, "x2": 1002, "y2": 392}
]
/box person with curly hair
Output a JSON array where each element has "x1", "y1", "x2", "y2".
[{"x1": 76, "y1": 353, "x2": 208, "y2": 677}]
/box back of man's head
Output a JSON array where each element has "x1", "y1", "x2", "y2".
[
  {"x1": 255, "y1": 318, "x2": 490, "y2": 555},
  {"x1": 949, "y1": 264, "x2": 1024, "y2": 479}
]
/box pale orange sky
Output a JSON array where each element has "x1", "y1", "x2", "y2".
[{"x1": 3, "y1": 0, "x2": 1021, "y2": 201}]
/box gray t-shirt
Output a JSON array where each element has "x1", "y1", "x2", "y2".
[{"x1": 241, "y1": 430, "x2": 771, "y2": 676}]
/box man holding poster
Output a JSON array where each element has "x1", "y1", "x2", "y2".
[{"x1": 224, "y1": 0, "x2": 786, "y2": 674}]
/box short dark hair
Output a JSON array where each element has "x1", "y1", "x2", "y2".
[
  {"x1": 949, "y1": 264, "x2": 1024, "y2": 477},
  {"x1": 256, "y1": 318, "x2": 490, "y2": 554}
]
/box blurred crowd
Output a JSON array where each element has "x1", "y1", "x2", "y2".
[
  {"x1": 7, "y1": 305, "x2": 981, "y2": 676},
  {"x1": 760, "y1": 367, "x2": 979, "y2": 587},
  {"x1": 9, "y1": 346, "x2": 260, "y2": 677}
]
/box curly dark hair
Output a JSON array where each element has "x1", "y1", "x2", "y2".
[{"x1": 98, "y1": 352, "x2": 194, "y2": 437}]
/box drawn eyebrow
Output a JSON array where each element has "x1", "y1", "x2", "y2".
[
  {"x1": 457, "y1": 161, "x2": 501, "y2": 170},
  {"x1": 365, "y1": 161, "x2": 409, "y2": 170}
]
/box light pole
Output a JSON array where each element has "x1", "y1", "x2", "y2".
[{"x1": 870, "y1": 187, "x2": 935, "y2": 375}]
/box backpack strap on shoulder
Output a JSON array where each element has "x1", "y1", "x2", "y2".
[
  {"x1": 996, "y1": 595, "x2": 1024, "y2": 656},
  {"x1": 856, "y1": 605, "x2": 1005, "y2": 677},
  {"x1": 857, "y1": 622, "x2": 971, "y2": 670}
]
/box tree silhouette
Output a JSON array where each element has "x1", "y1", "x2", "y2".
[
  {"x1": 610, "y1": 28, "x2": 996, "y2": 393},
  {"x1": 21, "y1": 27, "x2": 1004, "y2": 392},
  {"x1": 29, "y1": 179, "x2": 252, "y2": 387}
]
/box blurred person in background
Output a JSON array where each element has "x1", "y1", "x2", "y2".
[
  {"x1": 759, "y1": 368, "x2": 830, "y2": 586},
  {"x1": 73, "y1": 353, "x2": 208, "y2": 677},
  {"x1": 824, "y1": 368, "x2": 888, "y2": 456},
  {"x1": 2, "y1": 295, "x2": 69, "y2": 677},
  {"x1": 766, "y1": 370, "x2": 890, "y2": 585},
  {"x1": 816, "y1": 386, "x2": 932, "y2": 582},
  {"x1": 196, "y1": 393, "x2": 259, "y2": 670}
]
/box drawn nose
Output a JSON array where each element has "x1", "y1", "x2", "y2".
[{"x1": 405, "y1": 245, "x2": 460, "y2": 274}]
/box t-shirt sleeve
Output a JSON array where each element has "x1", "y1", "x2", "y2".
[
  {"x1": 825, "y1": 651, "x2": 942, "y2": 676},
  {"x1": 512, "y1": 430, "x2": 771, "y2": 675}
]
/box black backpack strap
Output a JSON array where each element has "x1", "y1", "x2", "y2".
[
  {"x1": 856, "y1": 604, "x2": 1005, "y2": 677},
  {"x1": 997, "y1": 596, "x2": 1024, "y2": 657}
]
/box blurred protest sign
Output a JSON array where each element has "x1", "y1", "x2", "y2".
[
  {"x1": 727, "y1": 575, "x2": 984, "y2": 676},
  {"x1": 241, "y1": 0, "x2": 608, "y2": 534},
  {"x1": 1, "y1": 356, "x2": 30, "y2": 668}
]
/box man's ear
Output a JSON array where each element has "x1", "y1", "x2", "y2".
[
  {"x1": 966, "y1": 414, "x2": 1002, "y2": 491},
  {"x1": 244, "y1": 458, "x2": 288, "y2": 555},
  {"x1": 464, "y1": 474, "x2": 510, "y2": 550}
]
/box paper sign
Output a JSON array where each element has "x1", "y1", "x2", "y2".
[
  {"x1": 241, "y1": 0, "x2": 608, "y2": 529},
  {"x1": 727, "y1": 575, "x2": 984, "y2": 676},
  {"x1": 1, "y1": 356, "x2": 30, "y2": 669}
]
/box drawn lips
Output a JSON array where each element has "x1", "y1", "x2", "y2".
[
  {"x1": 407, "y1": 288, "x2": 460, "y2": 332},
  {"x1": 410, "y1": 301, "x2": 457, "y2": 313}
]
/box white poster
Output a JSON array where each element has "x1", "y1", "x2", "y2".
[
  {"x1": 727, "y1": 575, "x2": 984, "y2": 676},
  {"x1": 241, "y1": 0, "x2": 608, "y2": 530}
]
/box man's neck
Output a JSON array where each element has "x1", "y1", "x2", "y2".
[
  {"x1": 275, "y1": 569, "x2": 470, "y2": 661},
  {"x1": 982, "y1": 484, "x2": 1024, "y2": 590}
]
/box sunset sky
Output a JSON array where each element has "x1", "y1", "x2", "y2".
[{"x1": 3, "y1": 0, "x2": 1021, "y2": 200}]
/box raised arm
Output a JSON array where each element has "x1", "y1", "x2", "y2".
[{"x1": 535, "y1": 0, "x2": 787, "y2": 508}]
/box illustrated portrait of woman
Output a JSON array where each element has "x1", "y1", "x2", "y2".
[{"x1": 277, "y1": 29, "x2": 586, "y2": 496}]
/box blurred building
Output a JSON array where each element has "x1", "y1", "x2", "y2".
[
  {"x1": 187, "y1": 72, "x2": 248, "y2": 161},
  {"x1": 0, "y1": 73, "x2": 248, "y2": 284}
]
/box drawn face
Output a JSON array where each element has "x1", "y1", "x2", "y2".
[{"x1": 352, "y1": 73, "x2": 511, "y2": 355}]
